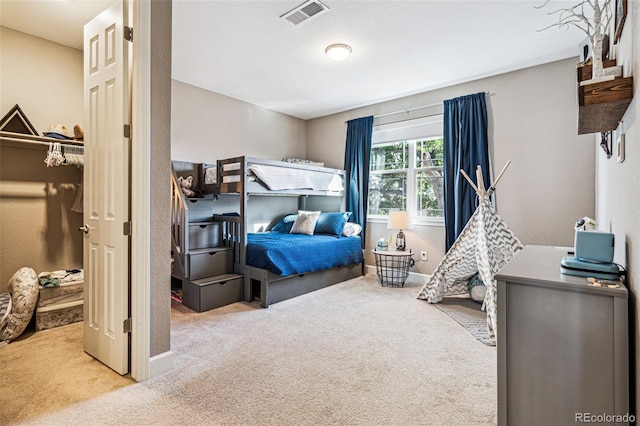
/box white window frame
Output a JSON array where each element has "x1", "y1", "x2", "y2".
[{"x1": 368, "y1": 115, "x2": 444, "y2": 227}]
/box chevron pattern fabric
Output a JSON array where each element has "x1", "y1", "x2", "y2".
[{"x1": 417, "y1": 198, "x2": 523, "y2": 343}]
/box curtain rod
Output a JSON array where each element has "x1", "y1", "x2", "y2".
[
  {"x1": 374, "y1": 101, "x2": 441, "y2": 119},
  {"x1": 373, "y1": 91, "x2": 493, "y2": 120},
  {"x1": 374, "y1": 111, "x2": 444, "y2": 128}
]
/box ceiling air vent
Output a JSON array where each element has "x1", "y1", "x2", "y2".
[{"x1": 281, "y1": 0, "x2": 329, "y2": 25}]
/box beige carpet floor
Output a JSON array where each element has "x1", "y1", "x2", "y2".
[{"x1": 1, "y1": 275, "x2": 497, "y2": 425}]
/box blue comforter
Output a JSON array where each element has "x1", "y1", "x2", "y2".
[{"x1": 247, "y1": 232, "x2": 363, "y2": 276}]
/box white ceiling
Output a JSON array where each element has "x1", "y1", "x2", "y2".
[{"x1": 0, "y1": 0, "x2": 586, "y2": 120}]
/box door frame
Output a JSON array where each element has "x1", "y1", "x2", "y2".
[
  {"x1": 130, "y1": 0, "x2": 175, "y2": 381},
  {"x1": 130, "y1": 0, "x2": 151, "y2": 381}
]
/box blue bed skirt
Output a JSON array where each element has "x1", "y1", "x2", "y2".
[{"x1": 247, "y1": 232, "x2": 363, "y2": 276}]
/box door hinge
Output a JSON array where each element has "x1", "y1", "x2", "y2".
[
  {"x1": 124, "y1": 26, "x2": 133, "y2": 42},
  {"x1": 123, "y1": 221, "x2": 132, "y2": 236},
  {"x1": 124, "y1": 124, "x2": 131, "y2": 138},
  {"x1": 123, "y1": 318, "x2": 132, "y2": 334}
]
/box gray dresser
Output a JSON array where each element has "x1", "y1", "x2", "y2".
[{"x1": 496, "y1": 245, "x2": 629, "y2": 426}]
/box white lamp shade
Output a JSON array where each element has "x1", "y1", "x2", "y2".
[{"x1": 387, "y1": 210, "x2": 413, "y2": 230}]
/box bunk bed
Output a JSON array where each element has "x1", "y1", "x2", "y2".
[{"x1": 213, "y1": 156, "x2": 363, "y2": 308}]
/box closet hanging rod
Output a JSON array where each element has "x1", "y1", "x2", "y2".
[
  {"x1": 0, "y1": 132, "x2": 84, "y2": 148},
  {"x1": 373, "y1": 91, "x2": 493, "y2": 120},
  {"x1": 0, "y1": 135, "x2": 84, "y2": 149}
]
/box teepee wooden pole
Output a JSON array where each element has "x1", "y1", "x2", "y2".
[
  {"x1": 486, "y1": 160, "x2": 512, "y2": 196},
  {"x1": 490, "y1": 160, "x2": 511, "y2": 189},
  {"x1": 476, "y1": 166, "x2": 486, "y2": 197},
  {"x1": 460, "y1": 169, "x2": 480, "y2": 194}
]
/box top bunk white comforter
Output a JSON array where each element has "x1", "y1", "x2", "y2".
[{"x1": 248, "y1": 163, "x2": 344, "y2": 192}]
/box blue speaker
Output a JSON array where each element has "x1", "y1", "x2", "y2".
[{"x1": 574, "y1": 230, "x2": 614, "y2": 263}]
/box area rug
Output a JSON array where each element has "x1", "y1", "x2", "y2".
[{"x1": 433, "y1": 297, "x2": 495, "y2": 346}]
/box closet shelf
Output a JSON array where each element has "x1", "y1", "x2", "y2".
[{"x1": 0, "y1": 130, "x2": 84, "y2": 147}]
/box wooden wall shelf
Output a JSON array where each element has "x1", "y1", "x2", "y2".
[
  {"x1": 577, "y1": 59, "x2": 617, "y2": 82},
  {"x1": 577, "y1": 77, "x2": 633, "y2": 135}
]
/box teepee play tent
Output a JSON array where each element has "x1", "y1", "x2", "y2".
[{"x1": 417, "y1": 163, "x2": 523, "y2": 343}]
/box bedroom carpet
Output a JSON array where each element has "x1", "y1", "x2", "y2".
[{"x1": 1, "y1": 275, "x2": 497, "y2": 425}]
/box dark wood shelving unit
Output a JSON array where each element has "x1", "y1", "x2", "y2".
[
  {"x1": 576, "y1": 59, "x2": 617, "y2": 82},
  {"x1": 578, "y1": 77, "x2": 633, "y2": 134},
  {"x1": 576, "y1": 61, "x2": 633, "y2": 135}
]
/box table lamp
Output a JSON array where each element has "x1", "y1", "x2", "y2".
[{"x1": 388, "y1": 210, "x2": 413, "y2": 251}]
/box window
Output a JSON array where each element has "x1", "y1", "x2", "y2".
[{"x1": 368, "y1": 136, "x2": 444, "y2": 222}]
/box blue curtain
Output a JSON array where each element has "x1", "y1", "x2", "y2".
[
  {"x1": 344, "y1": 116, "x2": 374, "y2": 248},
  {"x1": 443, "y1": 92, "x2": 490, "y2": 251}
]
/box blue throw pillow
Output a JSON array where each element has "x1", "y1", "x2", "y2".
[
  {"x1": 315, "y1": 212, "x2": 351, "y2": 236},
  {"x1": 271, "y1": 214, "x2": 297, "y2": 233}
]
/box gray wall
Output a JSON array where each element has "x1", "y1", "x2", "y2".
[
  {"x1": 171, "y1": 80, "x2": 307, "y2": 163},
  {"x1": 150, "y1": 0, "x2": 172, "y2": 359},
  {"x1": 596, "y1": 1, "x2": 639, "y2": 411},
  {"x1": 307, "y1": 57, "x2": 595, "y2": 275}
]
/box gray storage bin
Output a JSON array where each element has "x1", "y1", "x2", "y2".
[
  {"x1": 188, "y1": 247, "x2": 232, "y2": 280},
  {"x1": 182, "y1": 274, "x2": 243, "y2": 312}
]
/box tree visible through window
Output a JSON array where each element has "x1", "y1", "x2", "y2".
[
  {"x1": 368, "y1": 137, "x2": 444, "y2": 220},
  {"x1": 415, "y1": 138, "x2": 444, "y2": 217}
]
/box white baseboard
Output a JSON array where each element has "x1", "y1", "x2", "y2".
[
  {"x1": 149, "y1": 350, "x2": 174, "y2": 378},
  {"x1": 365, "y1": 264, "x2": 429, "y2": 286}
]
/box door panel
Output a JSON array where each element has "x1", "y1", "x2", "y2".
[{"x1": 83, "y1": 0, "x2": 130, "y2": 375}]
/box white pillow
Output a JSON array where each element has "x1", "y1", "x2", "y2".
[
  {"x1": 290, "y1": 210, "x2": 320, "y2": 235},
  {"x1": 470, "y1": 284, "x2": 486, "y2": 303},
  {"x1": 342, "y1": 222, "x2": 362, "y2": 237}
]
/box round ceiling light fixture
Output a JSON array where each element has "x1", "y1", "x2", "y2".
[{"x1": 325, "y1": 43, "x2": 352, "y2": 61}]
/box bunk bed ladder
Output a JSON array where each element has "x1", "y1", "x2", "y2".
[
  {"x1": 170, "y1": 164, "x2": 189, "y2": 279},
  {"x1": 171, "y1": 161, "x2": 244, "y2": 312}
]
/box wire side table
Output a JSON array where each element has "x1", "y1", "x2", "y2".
[{"x1": 372, "y1": 249, "x2": 414, "y2": 287}]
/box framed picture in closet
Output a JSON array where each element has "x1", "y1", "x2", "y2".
[{"x1": 0, "y1": 104, "x2": 39, "y2": 136}]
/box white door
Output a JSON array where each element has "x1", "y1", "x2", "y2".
[{"x1": 83, "y1": 0, "x2": 131, "y2": 375}]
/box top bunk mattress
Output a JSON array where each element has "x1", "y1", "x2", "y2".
[{"x1": 247, "y1": 232, "x2": 363, "y2": 276}]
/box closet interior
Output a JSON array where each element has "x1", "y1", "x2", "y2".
[{"x1": 0, "y1": 127, "x2": 85, "y2": 341}]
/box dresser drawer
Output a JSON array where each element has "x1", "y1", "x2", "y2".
[
  {"x1": 188, "y1": 247, "x2": 232, "y2": 280},
  {"x1": 182, "y1": 274, "x2": 243, "y2": 312}
]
